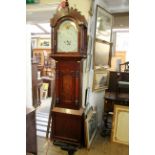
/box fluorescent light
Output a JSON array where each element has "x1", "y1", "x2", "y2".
[
  {"x1": 27, "y1": 24, "x2": 44, "y2": 33},
  {"x1": 38, "y1": 23, "x2": 51, "y2": 33}
]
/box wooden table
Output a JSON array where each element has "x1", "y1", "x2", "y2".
[{"x1": 104, "y1": 91, "x2": 129, "y2": 112}]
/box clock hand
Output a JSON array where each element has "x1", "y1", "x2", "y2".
[
  {"x1": 64, "y1": 40, "x2": 71, "y2": 45},
  {"x1": 68, "y1": 41, "x2": 71, "y2": 45}
]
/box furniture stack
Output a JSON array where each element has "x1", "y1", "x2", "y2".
[{"x1": 102, "y1": 70, "x2": 129, "y2": 137}]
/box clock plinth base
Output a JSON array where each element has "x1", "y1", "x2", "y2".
[{"x1": 51, "y1": 107, "x2": 85, "y2": 146}]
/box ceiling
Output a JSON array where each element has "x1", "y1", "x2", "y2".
[
  {"x1": 26, "y1": 0, "x2": 129, "y2": 34},
  {"x1": 26, "y1": 2, "x2": 59, "y2": 24},
  {"x1": 26, "y1": 0, "x2": 129, "y2": 23},
  {"x1": 103, "y1": 0, "x2": 129, "y2": 13}
]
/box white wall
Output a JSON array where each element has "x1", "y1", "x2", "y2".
[
  {"x1": 85, "y1": 0, "x2": 109, "y2": 128},
  {"x1": 26, "y1": 26, "x2": 33, "y2": 108},
  {"x1": 69, "y1": 0, "x2": 91, "y2": 20},
  {"x1": 39, "y1": 0, "x2": 91, "y2": 20}
]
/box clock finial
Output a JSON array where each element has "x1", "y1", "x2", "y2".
[
  {"x1": 65, "y1": 0, "x2": 69, "y2": 7},
  {"x1": 57, "y1": 0, "x2": 69, "y2": 11}
]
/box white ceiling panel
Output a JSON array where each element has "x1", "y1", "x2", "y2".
[
  {"x1": 103, "y1": 0, "x2": 129, "y2": 13},
  {"x1": 27, "y1": 10, "x2": 54, "y2": 24},
  {"x1": 38, "y1": 23, "x2": 51, "y2": 33},
  {"x1": 26, "y1": 3, "x2": 59, "y2": 24},
  {"x1": 26, "y1": 0, "x2": 129, "y2": 33},
  {"x1": 26, "y1": 0, "x2": 129, "y2": 24},
  {"x1": 27, "y1": 24, "x2": 45, "y2": 34}
]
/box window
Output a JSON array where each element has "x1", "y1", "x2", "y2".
[
  {"x1": 116, "y1": 31, "x2": 129, "y2": 53},
  {"x1": 111, "y1": 29, "x2": 129, "y2": 70}
]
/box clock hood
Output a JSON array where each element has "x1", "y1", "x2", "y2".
[{"x1": 50, "y1": 7, "x2": 87, "y2": 28}]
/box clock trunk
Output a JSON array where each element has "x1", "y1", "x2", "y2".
[{"x1": 55, "y1": 60, "x2": 82, "y2": 109}]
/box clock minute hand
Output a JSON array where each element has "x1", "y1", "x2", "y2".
[{"x1": 64, "y1": 40, "x2": 71, "y2": 45}]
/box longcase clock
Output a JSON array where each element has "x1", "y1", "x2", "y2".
[{"x1": 50, "y1": 0, "x2": 87, "y2": 146}]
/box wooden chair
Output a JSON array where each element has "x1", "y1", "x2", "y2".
[
  {"x1": 119, "y1": 61, "x2": 129, "y2": 72},
  {"x1": 116, "y1": 71, "x2": 129, "y2": 95}
]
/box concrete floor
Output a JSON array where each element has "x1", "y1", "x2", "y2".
[
  {"x1": 36, "y1": 98, "x2": 52, "y2": 137},
  {"x1": 34, "y1": 98, "x2": 129, "y2": 155},
  {"x1": 37, "y1": 132, "x2": 129, "y2": 155}
]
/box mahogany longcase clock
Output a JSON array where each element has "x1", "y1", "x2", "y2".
[{"x1": 50, "y1": 0, "x2": 87, "y2": 146}]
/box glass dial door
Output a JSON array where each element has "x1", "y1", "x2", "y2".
[{"x1": 57, "y1": 20, "x2": 78, "y2": 52}]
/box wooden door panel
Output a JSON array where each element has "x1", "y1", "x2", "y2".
[
  {"x1": 55, "y1": 61, "x2": 80, "y2": 109},
  {"x1": 61, "y1": 72, "x2": 75, "y2": 104}
]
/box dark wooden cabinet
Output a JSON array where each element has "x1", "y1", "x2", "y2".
[
  {"x1": 102, "y1": 71, "x2": 129, "y2": 137},
  {"x1": 108, "y1": 71, "x2": 129, "y2": 93},
  {"x1": 50, "y1": 1, "x2": 87, "y2": 146},
  {"x1": 104, "y1": 71, "x2": 129, "y2": 112},
  {"x1": 26, "y1": 108, "x2": 37, "y2": 155}
]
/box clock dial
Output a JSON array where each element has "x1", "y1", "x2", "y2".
[{"x1": 57, "y1": 20, "x2": 78, "y2": 52}]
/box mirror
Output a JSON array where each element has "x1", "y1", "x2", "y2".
[
  {"x1": 94, "y1": 39, "x2": 111, "y2": 68},
  {"x1": 93, "y1": 5, "x2": 113, "y2": 69}
]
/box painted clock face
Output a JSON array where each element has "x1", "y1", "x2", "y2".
[{"x1": 57, "y1": 20, "x2": 78, "y2": 52}]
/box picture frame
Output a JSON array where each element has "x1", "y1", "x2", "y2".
[
  {"x1": 92, "y1": 68, "x2": 109, "y2": 92},
  {"x1": 85, "y1": 87, "x2": 90, "y2": 108},
  {"x1": 95, "y1": 5, "x2": 113, "y2": 42},
  {"x1": 38, "y1": 38, "x2": 51, "y2": 48},
  {"x1": 33, "y1": 49, "x2": 51, "y2": 66},
  {"x1": 85, "y1": 110, "x2": 97, "y2": 149},
  {"x1": 93, "y1": 5, "x2": 113, "y2": 69},
  {"x1": 111, "y1": 105, "x2": 129, "y2": 145},
  {"x1": 89, "y1": 0, "x2": 95, "y2": 16},
  {"x1": 94, "y1": 38, "x2": 112, "y2": 69},
  {"x1": 86, "y1": 36, "x2": 93, "y2": 71},
  {"x1": 33, "y1": 51, "x2": 43, "y2": 66},
  {"x1": 31, "y1": 38, "x2": 38, "y2": 49}
]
